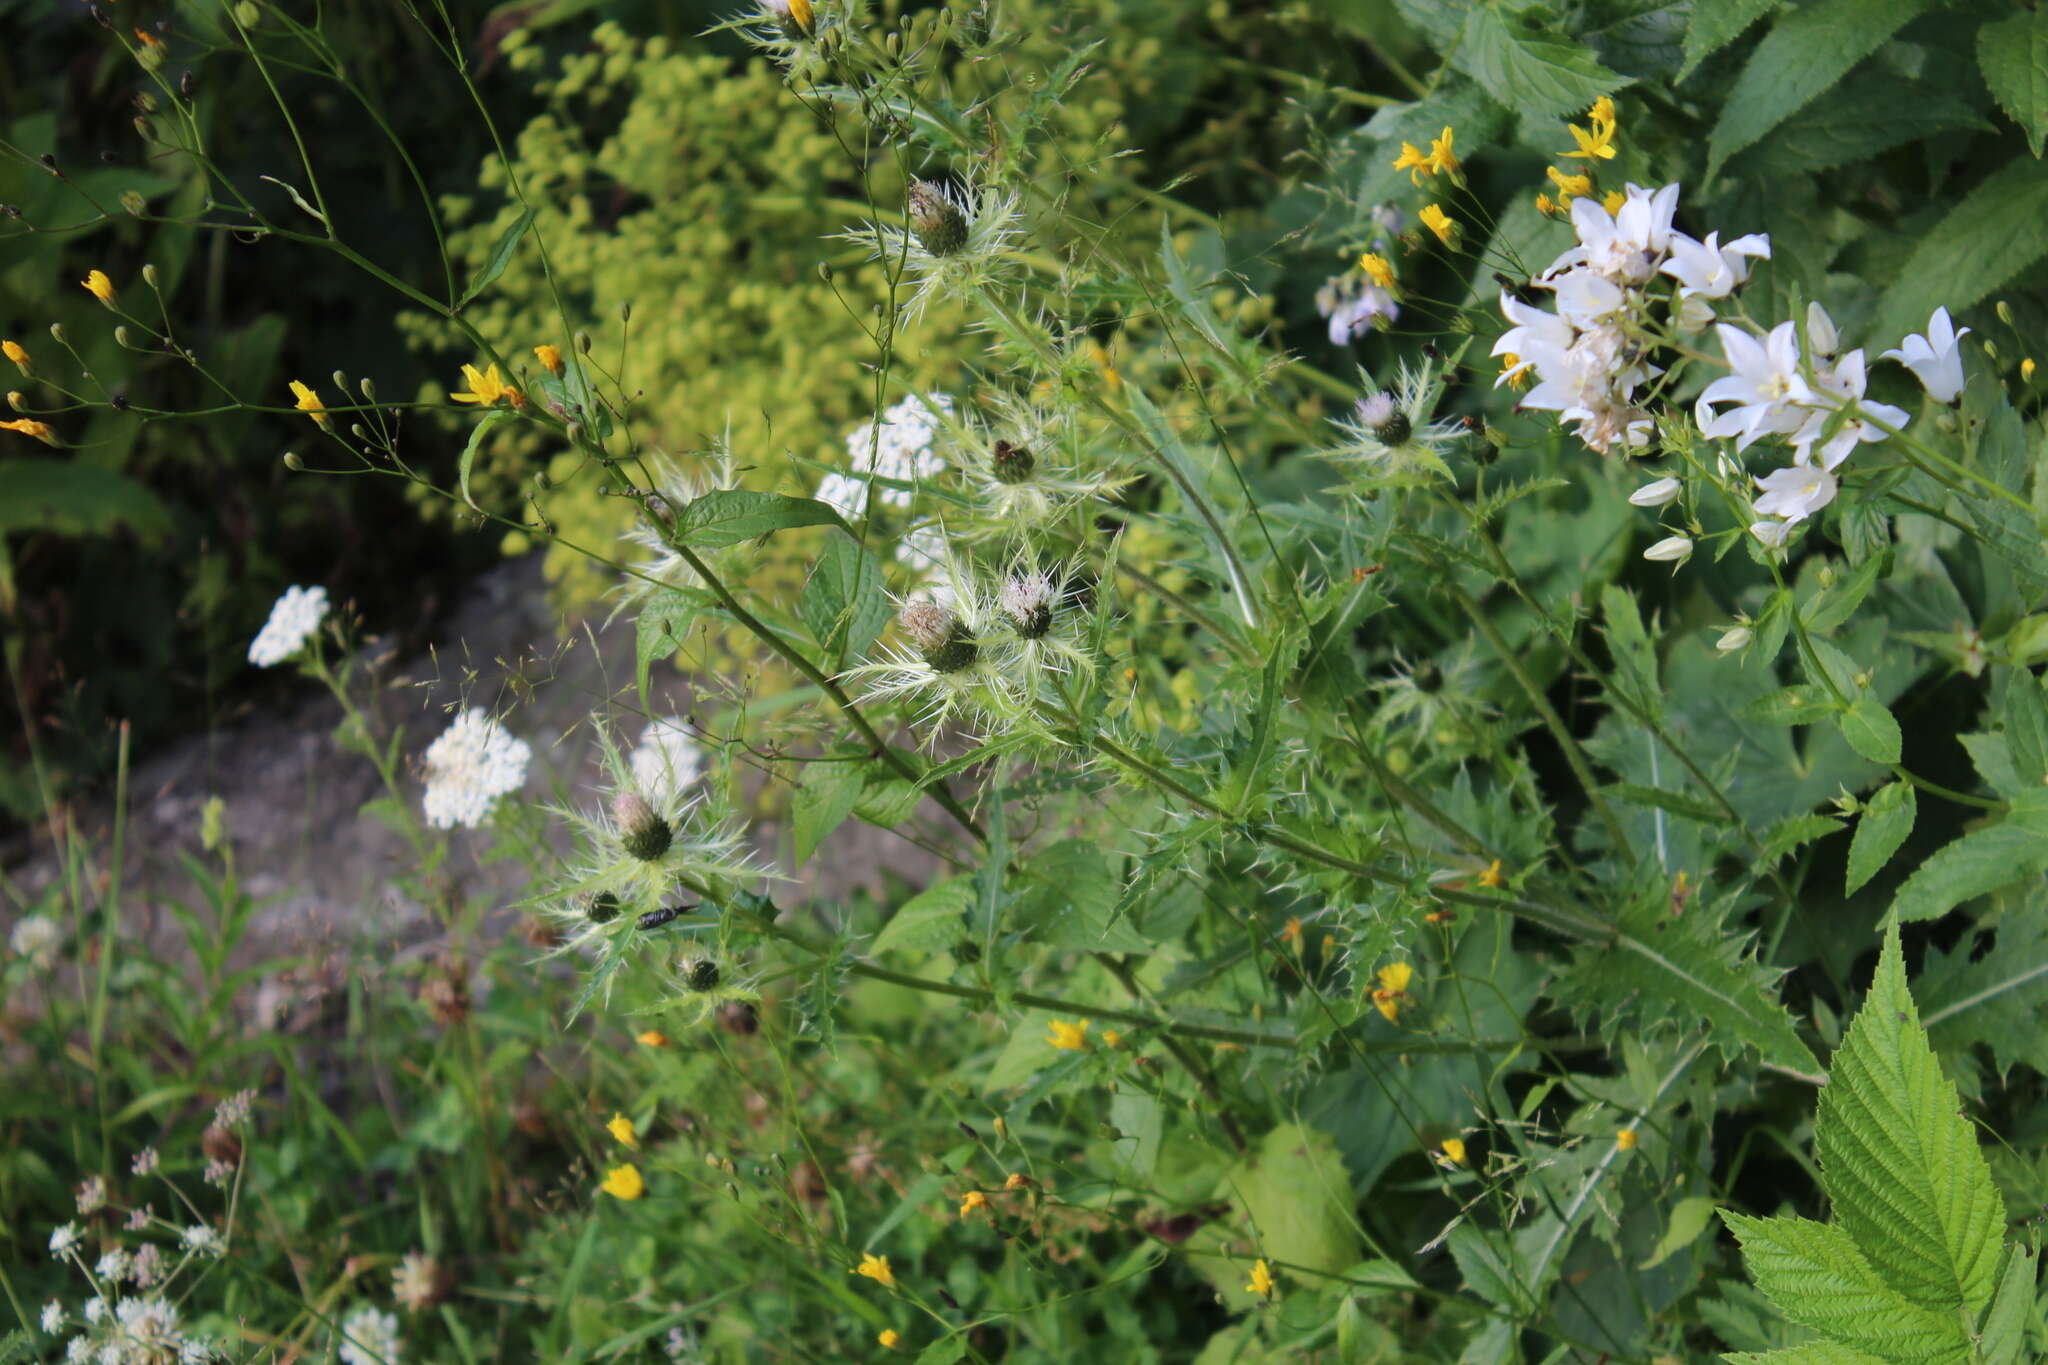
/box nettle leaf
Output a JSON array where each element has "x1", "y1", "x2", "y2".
[
  {"x1": 1718, "y1": 1213, "x2": 1971, "y2": 1360},
  {"x1": 670, "y1": 490, "x2": 845, "y2": 548},
  {"x1": 1452, "y1": 3, "x2": 1631, "y2": 122},
  {"x1": 1837, "y1": 699, "x2": 1901, "y2": 766},
  {"x1": 1750, "y1": 72, "x2": 1988, "y2": 177},
  {"x1": 1979, "y1": 7, "x2": 2048, "y2": 158},
  {"x1": 871, "y1": 876, "x2": 975, "y2": 955},
  {"x1": 791, "y1": 761, "x2": 865, "y2": 865},
  {"x1": 800, "y1": 533, "x2": 889, "y2": 665},
  {"x1": 1724, "y1": 1341, "x2": 1905, "y2": 1365},
  {"x1": 1889, "y1": 790, "x2": 2048, "y2": 924},
  {"x1": 1813, "y1": 926, "x2": 2006, "y2": 1322},
  {"x1": 1871, "y1": 155, "x2": 2048, "y2": 346},
  {"x1": 1843, "y1": 781, "x2": 1916, "y2": 896},
  {"x1": 1979, "y1": 1246, "x2": 2040, "y2": 1365},
  {"x1": 1679, "y1": 0, "x2": 1778, "y2": 82},
  {"x1": 1705, "y1": 0, "x2": 1935, "y2": 177}
]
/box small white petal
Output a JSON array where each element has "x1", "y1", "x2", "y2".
[
  {"x1": 1628, "y1": 477, "x2": 1682, "y2": 507},
  {"x1": 1642, "y1": 535, "x2": 1693, "y2": 563}
]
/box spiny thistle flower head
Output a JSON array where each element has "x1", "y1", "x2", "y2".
[
  {"x1": 1355, "y1": 391, "x2": 1409, "y2": 447},
  {"x1": 950, "y1": 393, "x2": 1133, "y2": 532},
  {"x1": 612, "y1": 791, "x2": 674, "y2": 862},
  {"x1": 841, "y1": 179, "x2": 1024, "y2": 319},
  {"x1": 900, "y1": 600, "x2": 977, "y2": 673},
  {"x1": 1331, "y1": 356, "x2": 1465, "y2": 479},
  {"x1": 999, "y1": 572, "x2": 1055, "y2": 639}
]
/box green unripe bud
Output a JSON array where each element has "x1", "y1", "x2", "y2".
[
  {"x1": 283, "y1": 452, "x2": 305, "y2": 470},
  {"x1": 141, "y1": 263, "x2": 159, "y2": 289},
  {"x1": 119, "y1": 190, "x2": 147, "y2": 217},
  {"x1": 990, "y1": 439, "x2": 1034, "y2": 484},
  {"x1": 907, "y1": 181, "x2": 968, "y2": 257},
  {"x1": 359, "y1": 377, "x2": 377, "y2": 402},
  {"x1": 613, "y1": 792, "x2": 673, "y2": 861}
]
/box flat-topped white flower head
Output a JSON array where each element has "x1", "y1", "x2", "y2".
[
  {"x1": 421, "y1": 708, "x2": 531, "y2": 830},
  {"x1": 1696, "y1": 321, "x2": 1813, "y2": 451},
  {"x1": 844, "y1": 393, "x2": 954, "y2": 510},
  {"x1": 629, "y1": 718, "x2": 702, "y2": 804},
  {"x1": 1881, "y1": 306, "x2": 1970, "y2": 403},
  {"x1": 338, "y1": 1305, "x2": 403, "y2": 1365},
  {"x1": 248, "y1": 585, "x2": 329, "y2": 667},
  {"x1": 1753, "y1": 464, "x2": 1838, "y2": 524},
  {"x1": 1658, "y1": 230, "x2": 1770, "y2": 300}
]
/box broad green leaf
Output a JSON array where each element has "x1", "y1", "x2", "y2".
[
  {"x1": 1724, "y1": 1346, "x2": 1894, "y2": 1365},
  {"x1": 1802, "y1": 555, "x2": 1886, "y2": 635},
  {"x1": 458, "y1": 410, "x2": 510, "y2": 514},
  {"x1": 670, "y1": 490, "x2": 845, "y2": 548},
  {"x1": 1719, "y1": 1213, "x2": 1971, "y2": 1360},
  {"x1": 1978, "y1": 1246, "x2": 2039, "y2": 1365},
  {"x1": 1016, "y1": 841, "x2": 1149, "y2": 952},
  {"x1": 1679, "y1": 0, "x2": 1778, "y2": 82},
  {"x1": 1919, "y1": 916, "x2": 2048, "y2": 1084},
  {"x1": 912, "y1": 1337, "x2": 968, "y2": 1365},
  {"x1": 791, "y1": 762, "x2": 864, "y2": 864},
  {"x1": 0, "y1": 459, "x2": 172, "y2": 542},
  {"x1": 1871, "y1": 156, "x2": 2048, "y2": 346},
  {"x1": 634, "y1": 588, "x2": 693, "y2": 717},
  {"x1": 1601, "y1": 584, "x2": 1661, "y2": 719},
  {"x1": 1706, "y1": 0, "x2": 1933, "y2": 177},
  {"x1": 1196, "y1": 1124, "x2": 1361, "y2": 1305},
  {"x1": 1744, "y1": 684, "x2": 1834, "y2": 726},
  {"x1": 1452, "y1": 4, "x2": 1631, "y2": 121},
  {"x1": 1979, "y1": 8, "x2": 2048, "y2": 158},
  {"x1": 871, "y1": 876, "x2": 975, "y2": 954},
  {"x1": 1639, "y1": 1194, "x2": 1719, "y2": 1270},
  {"x1": 1837, "y1": 699, "x2": 1901, "y2": 766},
  {"x1": 1843, "y1": 781, "x2": 1915, "y2": 895},
  {"x1": 1814, "y1": 926, "x2": 2005, "y2": 1321},
  {"x1": 1889, "y1": 791, "x2": 2048, "y2": 923},
  {"x1": 458, "y1": 207, "x2": 535, "y2": 309},
  {"x1": 853, "y1": 771, "x2": 924, "y2": 830},
  {"x1": 800, "y1": 534, "x2": 888, "y2": 664},
  {"x1": 1448, "y1": 1223, "x2": 1536, "y2": 1313},
  {"x1": 1750, "y1": 73, "x2": 1987, "y2": 176}
]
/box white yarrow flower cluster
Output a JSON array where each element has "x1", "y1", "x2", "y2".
[
  {"x1": 11, "y1": 912, "x2": 62, "y2": 968},
  {"x1": 628, "y1": 718, "x2": 703, "y2": 804},
  {"x1": 818, "y1": 393, "x2": 956, "y2": 518},
  {"x1": 338, "y1": 1305, "x2": 403, "y2": 1365},
  {"x1": 1495, "y1": 183, "x2": 1692, "y2": 456},
  {"x1": 247, "y1": 585, "x2": 329, "y2": 667},
  {"x1": 421, "y1": 708, "x2": 532, "y2": 830}
]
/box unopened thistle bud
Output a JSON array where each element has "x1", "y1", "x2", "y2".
[
  {"x1": 678, "y1": 955, "x2": 722, "y2": 993},
  {"x1": 582, "y1": 891, "x2": 621, "y2": 924},
  {"x1": 990, "y1": 439, "x2": 1034, "y2": 484},
  {"x1": 900, "y1": 600, "x2": 977, "y2": 673},
  {"x1": 612, "y1": 792, "x2": 673, "y2": 861},
  {"x1": 1356, "y1": 391, "x2": 1409, "y2": 447},
  {"x1": 908, "y1": 181, "x2": 968, "y2": 257},
  {"x1": 1000, "y1": 574, "x2": 1054, "y2": 639}
]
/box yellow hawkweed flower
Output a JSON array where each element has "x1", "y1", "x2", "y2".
[
  {"x1": 1358, "y1": 251, "x2": 1396, "y2": 291},
  {"x1": 1004, "y1": 1172, "x2": 1031, "y2": 1191},
  {"x1": 1536, "y1": 193, "x2": 1562, "y2": 218},
  {"x1": 1425, "y1": 126, "x2": 1459, "y2": 177},
  {"x1": 1602, "y1": 189, "x2": 1626, "y2": 215},
  {"x1": 788, "y1": 0, "x2": 814, "y2": 31},
  {"x1": 533, "y1": 344, "x2": 565, "y2": 376},
  {"x1": 607, "y1": 1113, "x2": 639, "y2": 1149},
  {"x1": 1279, "y1": 915, "x2": 1304, "y2": 953},
  {"x1": 1546, "y1": 165, "x2": 1593, "y2": 203},
  {"x1": 1245, "y1": 1259, "x2": 1276, "y2": 1297},
  {"x1": 878, "y1": 1329, "x2": 901, "y2": 1350},
  {"x1": 1436, "y1": 1137, "x2": 1468, "y2": 1167},
  {"x1": 0, "y1": 418, "x2": 58, "y2": 446},
  {"x1": 451, "y1": 362, "x2": 521, "y2": 408},
  {"x1": 1561, "y1": 116, "x2": 1617, "y2": 161},
  {"x1": 1616, "y1": 1128, "x2": 1639, "y2": 1151},
  {"x1": 1372, "y1": 961, "x2": 1414, "y2": 1023},
  {"x1": 1391, "y1": 141, "x2": 1430, "y2": 185},
  {"x1": 289, "y1": 380, "x2": 330, "y2": 429},
  {"x1": 599, "y1": 1164, "x2": 644, "y2": 1200},
  {"x1": 3, "y1": 340, "x2": 29, "y2": 374},
  {"x1": 1479, "y1": 859, "x2": 1505, "y2": 889},
  {"x1": 1591, "y1": 95, "x2": 1616, "y2": 129},
  {"x1": 1045, "y1": 1019, "x2": 1090, "y2": 1051},
  {"x1": 1100, "y1": 1029, "x2": 1123, "y2": 1048},
  {"x1": 2024, "y1": 358, "x2": 2037, "y2": 383},
  {"x1": 1418, "y1": 204, "x2": 1456, "y2": 246},
  {"x1": 637, "y1": 1029, "x2": 670, "y2": 1048},
  {"x1": 854, "y1": 1253, "x2": 895, "y2": 1288},
  {"x1": 959, "y1": 1189, "x2": 989, "y2": 1218},
  {"x1": 81, "y1": 270, "x2": 116, "y2": 306}
]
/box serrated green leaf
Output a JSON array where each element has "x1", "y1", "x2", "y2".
[
  {"x1": 1919, "y1": 917, "x2": 2048, "y2": 1083},
  {"x1": 1602, "y1": 584, "x2": 1661, "y2": 719},
  {"x1": 458, "y1": 206, "x2": 535, "y2": 308},
  {"x1": 1706, "y1": 0, "x2": 1933, "y2": 177},
  {"x1": 853, "y1": 771, "x2": 923, "y2": 830},
  {"x1": 871, "y1": 876, "x2": 975, "y2": 954},
  {"x1": 1762, "y1": 812, "x2": 1843, "y2": 865},
  {"x1": 670, "y1": 490, "x2": 845, "y2": 548},
  {"x1": 1750, "y1": 72, "x2": 1988, "y2": 176},
  {"x1": 1017, "y1": 841, "x2": 1150, "y2": 952},
  {"x1": 1640, "y1": 1194, "x2": 1719, "y2": 1270},
  {"x1": 1839, "y1": 699, "x2": 1902, "y2": 765},
  {"x1": 1452, "y1": 4, "x2": 1631, "y2": 120},
  {"x1": 1448, "y1": 1223, "x2": 1537, "y2": 1313},
  {"x1": 1979, "y1": 8, "x2": 2048, "y2": 158},
  {"x1": 1608, "y1": 783, "x2": 1730, "y2": 824},
  {"x1": 1844, "y1": 781, "x2": 1916, "y2": 895},
  {"x1": 1890, "y1": 791, "x2": 2048, "y2": 923},
  {"x1": 1680, "y1": 0, "x2": 1779, "y2": 80},
  {"x1": 634, "y1": 588, "x2": 693, "y2": 718},
  {"x1": 1871, "y1": 156, "x2": 2048, "y2": 346},
  {"x1": 792, "y1": 762, "x2": 864, "y2": 864},
  {"x1": 1720, "y1": 1212, "x2": 1971, "y2": 1360},
  {"x1": 1724, "y1": 1346, "x2": 1894, "y2": 1365},
  {"x1": 1814, "y1": 925, "x2": 2006, "y2": 1321},
  {"x1": 1978, "y1": 1245, "x2": 2038, "y2": 1365},
  {"x1": 800, "y1": 533, "x2": 888, "y2": 664},
  {"x1": 1803, "y1": 555, "x2": 1886, "y2": 636},
  {"x1": 1745, "y1": 685, "x2": 1835, "y2": 725}
]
